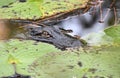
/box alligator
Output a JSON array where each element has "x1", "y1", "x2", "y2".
[{"x1": 24, "y1": 24, "x2": 84, "y2": 50}]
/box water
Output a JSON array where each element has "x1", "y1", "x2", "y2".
[
  {"x1": 0, "y1": 20, "x2": 27, "y2": 40},
  {"x1": 57, "y1": 8, "x2": 114, "y2": 37},
  {"x1": 0, "y1": 20, "x2": 10, "y2": 40}
]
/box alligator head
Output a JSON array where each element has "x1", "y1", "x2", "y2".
[{"x1": 24, "y1": 25, "x2": 84, "y2": 50}]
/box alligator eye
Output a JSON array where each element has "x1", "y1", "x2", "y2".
[
  {"x1": 41, "y1": 31, "x2": 52, "y2": 38},
  {"x1": 42, "y1": 31, "x2": 48, "y2": 35}
]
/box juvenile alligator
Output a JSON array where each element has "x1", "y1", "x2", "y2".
[{"x1": 24, "y1": 25, "x2": 84, "y2": 50}]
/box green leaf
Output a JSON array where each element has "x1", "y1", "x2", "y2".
[
  {"x1": 0, "y1": 0, "x2": 88, "y2": 19},
  {"x1": 29, "y1": 46, "x2": 120, "y2": 78},
  {"x1": 104, "y1": 25, "x2": 120, "y2": 43},
  {"x1": 0, "y1": 39, "x2": 60, "y2": 77},
  {"x1": 0, "y1": 0, "x2": 16, "y2": 7}
]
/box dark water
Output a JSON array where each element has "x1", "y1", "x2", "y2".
[{"x1": 0, "y1": 20, "x2": 28, "y2": 40}]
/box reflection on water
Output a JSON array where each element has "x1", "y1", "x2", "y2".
[
  {"x1": 0, "y1": 20, "x2": 26, "y2": 40},
  {"x1": 0, "y1": 20, "x2": 10, "y2": 40},
  {"x1": 58, "y1": 15, "x2": 83, "y2": 36},
  {"x1": 58, "y1": 8, "x2": 114, "y2": 37}
]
